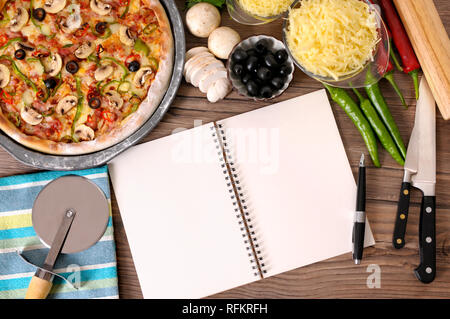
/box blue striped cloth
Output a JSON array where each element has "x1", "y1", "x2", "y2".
[{"x1": 0, "y1": 166, "x2": 119, "y2": 299}]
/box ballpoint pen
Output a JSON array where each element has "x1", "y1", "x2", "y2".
[{"x1": 353, "y1": 153, "x2": 366, "y2": 265}]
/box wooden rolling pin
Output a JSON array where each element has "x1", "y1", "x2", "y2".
[{"x1": 393, "y1": 0, "x2": 450, "y2": 120}]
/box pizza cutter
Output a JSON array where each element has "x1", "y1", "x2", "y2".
[{"x1": 25, "y1": 175, "x2": 110, "y2": 299}]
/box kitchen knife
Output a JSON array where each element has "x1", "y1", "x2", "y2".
[
  {"x1": 411, "y1": 78, "x2": 436, "y2": 284},
  {"x1": 392, "y1": 92, "x2": 421, "y2": 249}
]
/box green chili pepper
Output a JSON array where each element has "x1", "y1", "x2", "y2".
[
  {"x1": 324, "y1": 84, "x2": 380, "y2": 167},
  {"x1": 143, "y1": 23, "x2": 157, "y2": 35},
  {"x1": 101, "y1": 56, "x2": 129, "y2": 80},
  {"x1": 91, "y1": 25, "x2": 112, "y2": 39},
  {"x1": 71, "y1": 77, "x2": 84, "y2": 137},
  {"x1": 134, "y1": 38, "x2": 150, "y2": 56},
  {"x1": 0, "y1": 55, "x2": 38, "y2": 91},
  {"x1": 118, "y1": 81, "x2": 131, "y2": 93},
  {"x1": 88, "y1": 54, "x2": 101, "y2": 66},
  {"x1": 100, "y1": 80, "x2": 121, "y2": 95},
  {"x1": 7, "y1": 112, "x2": 21, "y2": 127},
  {"x1": 62, "y1": 44, "x2": 74, "y2": 48},
  {"x1": 120, "y1": 0, "x2": 131, "y2": 19},
  {"x1": 353, "y1": 88, "x2": 404, "y2": 166},
  {"x1": 383, "y1": 71, "x2": 407, "y2": 109},
  {"x1": 365, "y1": 71, "x2": 406, "y2": 159},
  {"x1": 50, "y1": 72, "x2": 63, "y2": 97},
  {"x1": 0, "y1": 37, "x2": 25, "y2": 51}
]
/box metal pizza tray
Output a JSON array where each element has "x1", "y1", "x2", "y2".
[{"x1": 0, "y1": 0, "x2": 185, "y2": 171}]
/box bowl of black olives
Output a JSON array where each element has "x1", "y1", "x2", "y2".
[{"x1": 228, "y1": 35, "x2": 294, "y2": 100}]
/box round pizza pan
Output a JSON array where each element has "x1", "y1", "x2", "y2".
[{"x1": 0, "y1": 0, "x2": 185, "y2": 171}]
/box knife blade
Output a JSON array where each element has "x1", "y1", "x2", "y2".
[
  {"x1": 411, "y1": 77, "x2": 437, "y2": 284},
  {"x1": 392, "y1": 87, "x2": 421, "y2": 249}
]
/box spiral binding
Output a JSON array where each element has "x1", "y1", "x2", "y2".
[{"x1": 211, "y1": 122, "x2": 267, "y2": 279}]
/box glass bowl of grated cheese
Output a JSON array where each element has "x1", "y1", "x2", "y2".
[
  {"x1": 227, "y1": 0, "x2": 295, "y2": 25},
  {"x1": 283, "y1": 0, "x2": 390, "y2": 88}
]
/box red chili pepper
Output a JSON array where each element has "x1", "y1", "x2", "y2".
[
  {"x1": 375, "y1": 29, "x2": 407, "y2": 108},
  {"x1": 125, "y1": 53, "x2": 140, "y2": 66},
  {"x1": 36, "y1": 89, "x2": 45, "y2": 100},
  {"x1": 0, "y1": 89, "x2": 14, "y2": 104},
  {"x1": 0, "y1": 34, "x2": 8, "y2": 47},
  {"x1": 101, "y1": 110, "x2": 116, "y2": 122},
  {"x1": 74, "y1": 23, "x2": 89, "y2": 38},
  {"x1": 367, "y1": 0, "x2": 403, "y2": 72},
  {"x1": 379, "y1": 0, "x2": 420, "y2": 99}
]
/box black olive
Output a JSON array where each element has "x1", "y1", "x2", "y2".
[
  {"x1": 128, "y1": 60, "x2": 140, "y2": 72},
  {"x1": 88, "y1": 97, "x2": 101, "y2": 109},
  {"x1": 95, "y1": 22, "x2": 107, "y2": 34},
  {"x1": 270, "y1": 77, "x2": 285, "y2": 90},
  {"x1": 257, "y1": 67, "x2": 272, "y2": 82},
  {"x1": 275, "y1": 49, "x2": 289, "y2": 64},
  {"x1": 278, "y1": 64, "x2": 292, "y2": 77},
  {"x1": 246, "y1": 48, "x2": 257, "y2": 57},
  {"x1": 255, "y1": 39, "x2": 269, "y2": 54},
  {"x1": 246, "y1": 80, "x2": 259, "y2": 97},
  {"x1": 32, "y1": 8, "x2": 46, "y2": 22},
  {"x1": 231, "y1": 48, "x2": 248, "y2": 63},
  {"x1": 264, "y1": 53, "x2": 279, "y2": 69},
  {"x1": 245, "y1": 56, "x2": 259, "y2": 73},
  {"x1": 241, "y1": 73, "x2": 252, "y2": 85},
  {"x1": 44, "y1": 78, "x2": 57, "y2": 89},
  {"x1": 260, "y1": 85, "x2": 273, "y2": 99},
  {"x1": 232, "y1": 63, "x2": 244, "y2": 76},
  {"x1": 66, "y1": 60, "x2": 79, "y2": 74},
  {"x1": 14, "y1": 49, "x2": 26, "y2": 60}
]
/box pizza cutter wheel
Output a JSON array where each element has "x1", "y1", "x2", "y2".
[{"x1": 25, "y1": 175, "x2": 110, "y2": 299}]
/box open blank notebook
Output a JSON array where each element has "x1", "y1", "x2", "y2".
[{"x1": 109, "y1": 89, "x2": 375, "y2": 298}]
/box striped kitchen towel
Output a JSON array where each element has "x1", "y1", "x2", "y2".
[{"x1": 0, "y1": 166, "x2": 119, "y2": 299}]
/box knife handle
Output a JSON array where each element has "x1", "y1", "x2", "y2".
[
  {"x1": 393, "y1": 182, "x2": 411, "y2": 249},
  {"x1": 25, "y1": 275, "x2": 52, "y2": 299},
  {"x1": 414, "y1": 196, "x2": 436, "y2": 284}
]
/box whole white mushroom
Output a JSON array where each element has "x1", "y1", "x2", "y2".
[
  {"x1": 186, "y1": 3, "x2": 221, "y2": 38},
  {"x1": 208, "y1": 26, "x2": 241, "y2": 60}
]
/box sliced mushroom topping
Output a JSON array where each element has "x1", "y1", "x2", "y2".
[
  {"x1": 20, "y1": 106, "x2": 43, "y2": 125},
  {"x1": 90, "y1": 0, "x2": 112, "y2": 16},
  {"x1": 0, "y1": 64, "x2": 11, "y2": 88},
  {"x1": 105, "y1": 91, "x2": 123, "y2": 109},
  {"x1": 14, "y1": 42, "x2": 35, "y2": 53},
  {"x1": 94, "y1": 64, "x2": 113, "y2": 81},
  {"x1": 74, "y1": 124, "x2": 95, "y2": 141},
  {"x1": 74, "y1": 42, "x2": 95, "y2": 59},
  {"x1": 44, "y1": 0, "x2": 67, "y2": 14},
  {"x1": 10, "y1": 7, "x2": 29, "y2": 32},
  {"x1": 133, "y1": 67, "x2": 153, "y2": 88},
  {"x1": 60, "y1": 12, "x2": 82, "y2": 33},
  {"x1": 119, "y1": 25, "x2": 135, "y2": 46},
  {"x1": 56, "y1": 95, "x2": 78, "y2": 115},
  {"x1": 42, "y1": 53, "x2": 62, "y2": 77}
]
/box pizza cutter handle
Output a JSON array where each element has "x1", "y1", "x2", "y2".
[{"x1": 25, "y1": 275, "x2": 53, "y2": 299}]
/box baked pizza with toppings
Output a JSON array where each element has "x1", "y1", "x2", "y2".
[{"x1": 0, "y1": 0, "x2": 173, "y2": 154}]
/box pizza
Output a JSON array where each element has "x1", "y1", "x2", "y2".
[{"x1": 0, "y1": 0, "x2": 173, "y2": 154}]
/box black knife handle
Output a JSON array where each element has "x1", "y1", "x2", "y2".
[
  {"x1": 414, "y1": 196, "x2": 436, "y2": 284},
  {"x1": 393, "y1": 182, "x2": 411, "y2": 249}
]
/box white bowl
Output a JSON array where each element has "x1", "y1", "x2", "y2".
[{"x1": 227, "y1": 35, "x2": 294, "y2": 101}]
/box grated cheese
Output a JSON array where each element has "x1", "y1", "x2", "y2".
[
  {"x1": 239, "y1": 0, "x2": 294, "y2": 17},
  {"x1": 285, "y1": 0, "x2": 379, "y2": 80}
]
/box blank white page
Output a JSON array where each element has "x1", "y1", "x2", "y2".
[
  {"x1": 109, "y1": 124, "x2": 256, "y2": 298},
  {"x1": 219, "y1": 90, "x2": 375, "y2": 277}
]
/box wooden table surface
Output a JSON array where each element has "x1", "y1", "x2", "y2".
[{"x1": 1, "y1": 0, "x2": 449, "y2": 298}]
